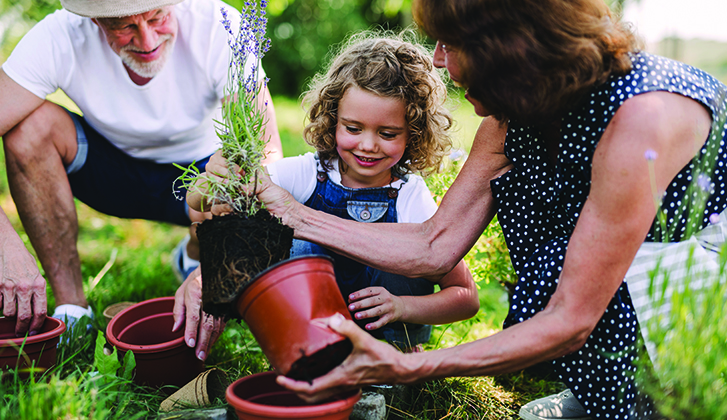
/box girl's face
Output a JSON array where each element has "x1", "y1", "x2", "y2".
[
  {"x1": 335, "y1": 86, "x2": 409, "y2": 189},
  {"x1": 433, "y1": 41, "x2": 490, "y2": 117}
]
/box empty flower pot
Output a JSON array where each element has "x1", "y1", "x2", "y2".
[
  {"x1": 0, "y1": 316, "x2": 65, "y2": 376},
  {"x1": 235, "y1": 256, "x2": 353, "y2": 381},
  {"x1": 106, "y1": 296, "x2": 203, "y2": 388},
  {"x1": 226, "y1": 371, "x2": 360, "y2": 420}
]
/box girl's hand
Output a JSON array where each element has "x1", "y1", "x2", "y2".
[
  {"x1": 205, "y1": 149, "x2": 235, "y2": 182},
  {"x1": 347, "y1": 287, "x2": 405, "y2": 331},
  {"x1": 196, "y1": 150, "x2": 236, "y2": 215}
]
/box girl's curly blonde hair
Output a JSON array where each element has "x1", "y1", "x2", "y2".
[{"x1": 302, "y1": 31, "x2": 453, "y2": 177}]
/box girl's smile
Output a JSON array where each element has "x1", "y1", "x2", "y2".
[
  {"x1": 353, "y1": 154, "x2": 383, "y2": 165},
  {"x1": 335, "y1": 86, "x2": 409, "y2": 188}
]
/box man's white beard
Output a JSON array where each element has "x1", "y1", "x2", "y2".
[{"x1": 119, "y1": 34, "x2": 175, "y2": 79}]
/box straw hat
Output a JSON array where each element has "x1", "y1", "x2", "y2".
[{"x1": 60, "y1": 0, "x2": 184, "y2": 18}]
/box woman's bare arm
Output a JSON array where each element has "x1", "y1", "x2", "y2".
[{"x1": 261, "y1": 117, "x2": 513, "y2": 280}]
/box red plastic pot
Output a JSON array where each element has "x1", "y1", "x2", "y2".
[
  {"x1": 226, "y1": 371, "x2": 360, "y2": 420},
  {"x1": 0, "y1": 316, "x2": 65, "y2": 375},
  {"x1": 236, "y1": 256, "x2": 354, "y2": 381},
  {"x1": 106, "y1": 296, "x2": 203, "y2": 388}
]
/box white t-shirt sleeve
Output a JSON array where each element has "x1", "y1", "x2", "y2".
[
  {"x1": 265, "y1": 152, "x2": 318, "y2": 204},
  {"x1": 2, "y1": 11, "x2": 69, "y2": 99},
  {"x1": 396, "y1": 175, "x2": 438, "y2": 223}
]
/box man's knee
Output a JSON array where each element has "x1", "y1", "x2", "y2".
[{"x1": 4, "y1": 101, "x2": 77, "y2": 166}]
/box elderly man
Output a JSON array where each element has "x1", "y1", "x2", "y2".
[{"x1": 0, "y1": 0, "x2": 282, "y2": 346}]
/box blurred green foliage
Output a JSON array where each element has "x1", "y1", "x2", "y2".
[
  {"x1": 222, "y1": 0, "x2": 414, "y2": 96},
  {"x1": 0, "y1": 0, "x2": 61, "y2": 60},
  {"x1": 0, "y1": 0, "x2": 642, "y2": 97},
  {"x1": 0, "y1": 0, "x2": 414, "y2": 97}
]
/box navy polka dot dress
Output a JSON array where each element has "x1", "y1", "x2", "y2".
[{"x1": 491, "y1": 52, "x2": 727, "y2": 418}]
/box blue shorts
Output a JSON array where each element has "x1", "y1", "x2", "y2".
[{"x1": 64, "y1": 111, "x2": 211, "y2": 226}]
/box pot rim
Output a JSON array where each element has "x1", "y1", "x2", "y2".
[
  {"x1": 226, "y1": 371, "x2": 361, "y2": 418},
  {"x1": 250, "y1": 255, "x2": 334, "y2": 285},
  {"x1": 236, "y1": 254, "x2": 337, "y2": 322},
  {"x1": 106, "y1": 296, "x2": 185, "y2": 353},
  {"x1": 238, "y1": 255, "x2": 335, "y2": 314},
  {"x1": 0, "y1": 316, "x2": 66, "y2": 347}
]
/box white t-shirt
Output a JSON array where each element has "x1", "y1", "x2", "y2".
[
  {"x1": 2, "y1": 0, "x2": 258, "y2": 163},
  {"x1": 266, "y1": 153, "x2": 439, "y2": 223}
]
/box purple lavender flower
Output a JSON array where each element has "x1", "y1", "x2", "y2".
[
  {"x1": 709, "y1": 213, "x2": 720, "y2": 224},
  {"x1": 644, "y1": 149, "x2": 658, "y2": 161},
  {"x1": 449, "y1": 149, "x2": 466, "y2": 162},
  {"x1": 697, "y1": 173, "x2": 714, "y2": 194}
]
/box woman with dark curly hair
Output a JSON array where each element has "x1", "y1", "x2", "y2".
[
  {"x1": 221, "y1": 1, "x2": 727, "y2": 418},
  {"x1": 189, "y1": 32, "x2": 479, "y2": 352}
]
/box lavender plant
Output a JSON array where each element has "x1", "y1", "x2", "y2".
[
  {"x1": 638, "y1": 93, "x2": 727, "y2": 418},
  {"x1": 176, "y1": 0, "x2": 271, "y2": 217}
]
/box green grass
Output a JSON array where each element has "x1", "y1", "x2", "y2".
[{"x1": 635, "y1": 252, "x2": 727, "y2": 419}]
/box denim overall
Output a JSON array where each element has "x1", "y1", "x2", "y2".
[{"x1": 290, "y1": 170, "x2": 433, "y2": 349}]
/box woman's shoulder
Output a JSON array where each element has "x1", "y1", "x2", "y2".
[{"x1": 604, "y1": 52, "x2": 725, "y2": 114}]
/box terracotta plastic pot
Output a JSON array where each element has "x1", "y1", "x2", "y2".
[
  {"x1": 226, "y1": 371, "x2": 360, "y2": 420},
  {"x1": 106, "y1": 297, "x2": 203, "y2": 388},
  {"x1": 236, "y1": 256, "x2": 353, "y2": 381},
  {"x1": 0, "y1": 316, "x2": 65, "y2": 375}
]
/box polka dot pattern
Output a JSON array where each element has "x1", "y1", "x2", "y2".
[{"x1": 491, "y1": 52, "x2": 727, "y2": 418}]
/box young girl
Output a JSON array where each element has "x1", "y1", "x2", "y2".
[{"x1": 194, "y1": 34, "x2": 479, "y2": 351}]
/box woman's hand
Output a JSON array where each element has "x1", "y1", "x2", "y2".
[
  {"x1": 276, "y1": 313, "x2": 408, "y2": 402},
  {"x1": 172, "y1": 267, "x2": 225, "y2": 361},
  {"x1": 249, "y1": 168, "x2": 300, "y2": 224},
  {"x1": 197, "y1": 150, "x2": 299, "y2": 221},
  {"x1": 347, "y1": 287, "x2": 405, "y2": 331}
]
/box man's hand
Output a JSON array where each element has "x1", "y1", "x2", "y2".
[
  {"x1": 0, "y1": 210, "x2": 47, "y2": 336},
  {"x1": 173, "y1": 267, "x2": 225, "y2": 360}
]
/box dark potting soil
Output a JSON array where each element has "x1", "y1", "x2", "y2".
[
  {"x1": 196, "y1": 211, "x2": 294, "y2": 319},
  {"x1": 285, "y1": 338, "x2": 354, "y2": 383}
]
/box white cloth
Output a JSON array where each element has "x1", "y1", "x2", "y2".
[
  {"x1": 625, "y1": 208, "x2": 726, "y2": 364},
  {"x1": 266, "y1": 152, "x2": 439, "y2": 223},
  {"x1": 2, "y1": 0, "x2": 259, "y2": 163}
]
